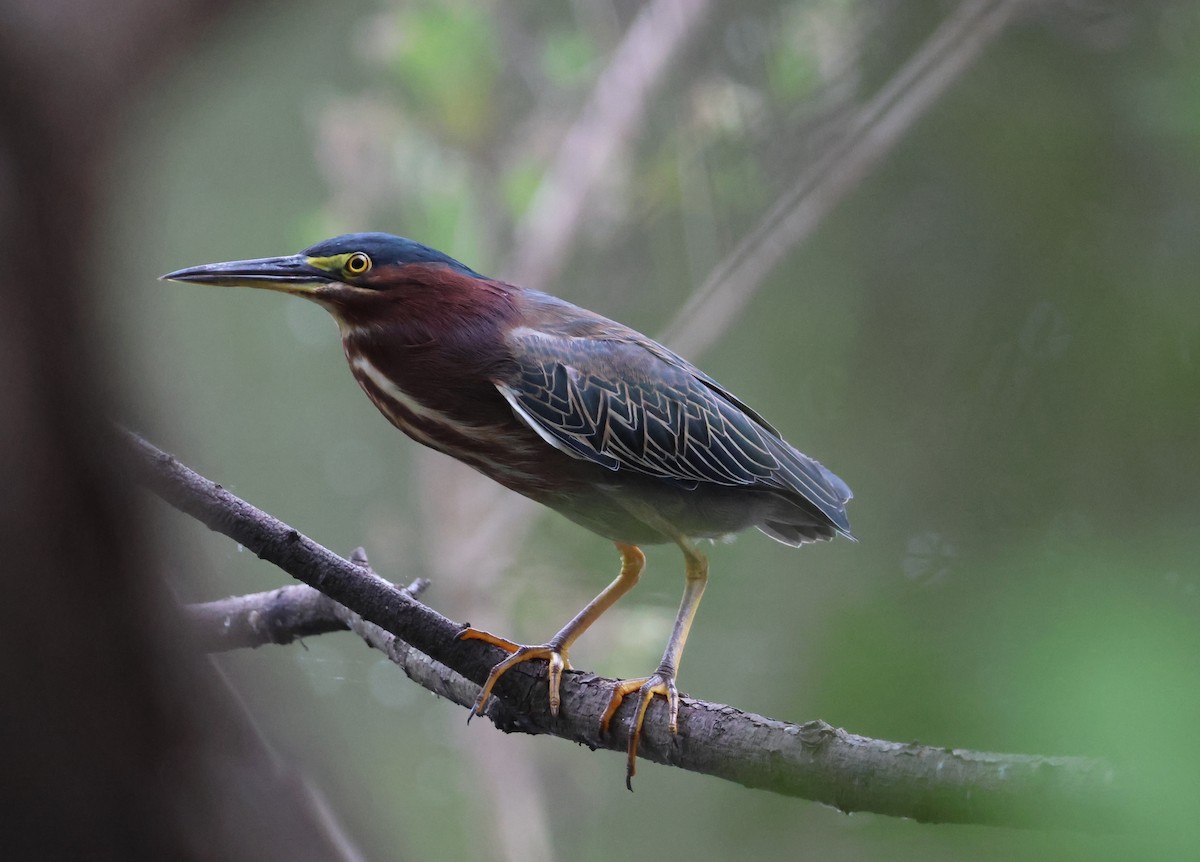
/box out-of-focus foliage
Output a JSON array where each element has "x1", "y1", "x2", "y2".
[{"x1": 107, "y1": 0, "x2": 1199, "y2": 859}]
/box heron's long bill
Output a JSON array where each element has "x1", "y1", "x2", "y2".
[{"x1": 161, "y1": 255, "x2": 335, "y2": 296}]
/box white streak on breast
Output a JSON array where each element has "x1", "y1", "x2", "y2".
[
  {"x1": 348, "y1": 354, "x2": 542, "y2": 484},
  {"x1": 350, "y1": 355, "x2": 478, "y2": 438}
]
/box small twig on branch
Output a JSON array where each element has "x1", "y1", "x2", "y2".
[
  {"x1": 334, "y1": 551, "x2": 484, "y2": 709},
  {"x1": 122, "y1": 428, "x2": 1119, "y2": 830}
]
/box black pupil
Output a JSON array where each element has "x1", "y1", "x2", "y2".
[{"x1": 350, "y1": 255, "x2": 366, "y2": 271}]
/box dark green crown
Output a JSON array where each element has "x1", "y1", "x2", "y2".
[{"x1": 302, "y1": 233, "x2": 482, "y2": 278}]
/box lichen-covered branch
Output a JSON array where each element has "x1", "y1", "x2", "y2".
[{"x1": 125, "y1": 428, "x2": 1118, "y2": 830}]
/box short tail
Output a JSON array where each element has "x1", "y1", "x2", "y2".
[{"x1": 766, "y1": 440, "x2": 854, "y2": 540}]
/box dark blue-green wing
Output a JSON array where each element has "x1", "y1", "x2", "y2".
[{"x1": 495, "y1": 326, "x2": 851, "y2": 529}]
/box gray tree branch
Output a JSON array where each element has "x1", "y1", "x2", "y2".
[
  {"x1": 184, "y1": 569, "x2": 430, "y2": 652},
  {"x1": 186, "y1": 583, "x2": 347, "y2": 651},
  {"x1": 124, "y1": 428, "x2": 1118, "y2": 830}
]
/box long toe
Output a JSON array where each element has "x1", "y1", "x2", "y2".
[
  {"x1": 458, "y1": 626, "x2": 522, "y2": 654},
  {"x1": 600, "y1": 671, "x2": 678, "y2": 789},
  {"x1": 459, "y1": 632, "x2": 571, "y2": 718}
]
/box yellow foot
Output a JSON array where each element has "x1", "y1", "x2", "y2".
[
  {"x1": 458, "y1": 627, "x2": 571, "y2": 719},
  {"x1": 600, "y1": 670, "x2": 679, "y2": 789}
]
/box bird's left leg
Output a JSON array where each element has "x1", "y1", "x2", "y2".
[
  {"x1": 460, "y1": 542, "x2": 645, "y2": 719},
  {"x1": 601, "y1": 537, "x2": 707, "y2": 787}
]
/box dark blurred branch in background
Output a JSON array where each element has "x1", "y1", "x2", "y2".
[
  {"x1": 661, "y1": 0, "x2": 1027, "y2": 356},
  {"x1": 124, "y1": 429, "x2": 1120, "y2": 831},
  {"x1": 0, "y1": 0, "x2": 369, "y2": 859}
]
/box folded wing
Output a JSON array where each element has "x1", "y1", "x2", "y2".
[{"x1": 495, "y1": 322, "x2": 851, "y2": 534}]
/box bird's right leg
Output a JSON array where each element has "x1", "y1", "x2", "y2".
[
  {"x1": 460, "y1": 542, "x2": 644, "y2": 718},
  {"x1": 601, "y1": 536, "x2": 708, "y2": 787}
]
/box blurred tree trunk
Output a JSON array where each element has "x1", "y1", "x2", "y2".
[{"x1": 0, "y1": 2, "x2": 361, "y2": 859}]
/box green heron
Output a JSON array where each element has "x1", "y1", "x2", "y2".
[{"x1": 165, "y1": 232, "x2": 853, "y2": 784}]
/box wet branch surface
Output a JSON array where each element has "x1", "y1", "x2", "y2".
[{"x1": 124, "y1": 429, "x2": 1118, "y2": 830}]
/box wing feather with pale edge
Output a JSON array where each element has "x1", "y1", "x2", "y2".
[{"x1": 495, "y1": 323, "x2": 851, "y2": 530}]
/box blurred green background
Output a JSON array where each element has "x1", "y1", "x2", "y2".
[{"x1": 104, "y1": 1, "x2": 1199, "y2": 859}]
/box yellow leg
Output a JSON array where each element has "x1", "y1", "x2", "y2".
[
  {"x1": 460, "y1": 542, "x2": 645, "y2": 718},
  {"x1": 600, "y1": 538, "x2": 707, "y2": 788}
]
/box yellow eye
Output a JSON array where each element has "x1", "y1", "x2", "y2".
[{"x1": 345, "y1": 252, "x2": 371, "y2": 275}]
